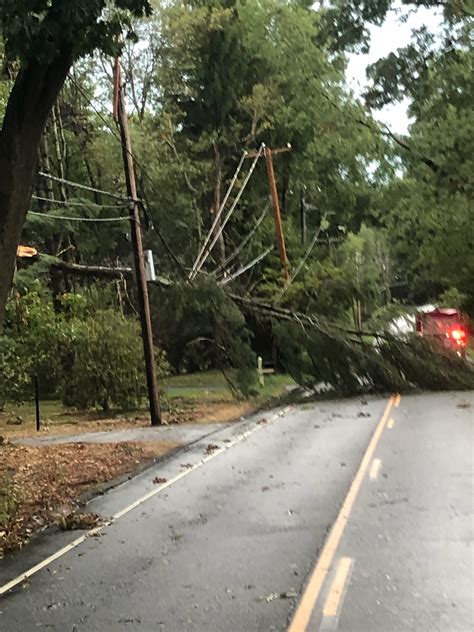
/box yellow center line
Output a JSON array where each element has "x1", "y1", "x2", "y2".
[
  {"x1": 387, "y1": 417, "x2": 395, "y2": 429},
  {"x1": 287, "y1": 395, "x2": 395, "y2": 632},
  {"x1": 322, "y1": 557, "x2": 353, "y2": 619},
  {"x1": 369, "y1": 458, "x2": 382, "y2": 480},
  {"x1": 394, "y1": 394, "x2": 401, "y2": 408}
]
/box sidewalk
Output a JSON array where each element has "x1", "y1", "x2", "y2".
[{"x1": 12, "y1": 421, "x2": 235, "y2": 448}]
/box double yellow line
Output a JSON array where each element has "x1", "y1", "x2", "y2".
[{"x1": 288, "y1": 395, "x2": 397, "y2": 631}]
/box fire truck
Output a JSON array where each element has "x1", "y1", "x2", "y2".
[{"x1": 415, "y1": 307, "x2": 469, "y2": 358}]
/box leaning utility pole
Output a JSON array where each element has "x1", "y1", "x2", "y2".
[
  {"x1": 246, "y1": 145, "x2": 291, "y2": 281},
  {"x1": 113, "y1": 57, "x2": 162, "y2": 426}
]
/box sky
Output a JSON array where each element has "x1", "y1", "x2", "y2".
[{"x1": 346, "y1": 4, "x2": 443, "y2": 133}]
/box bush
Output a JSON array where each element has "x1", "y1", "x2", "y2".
[
  {"x1": 2, "y1": 290, "x2": 62, "y2": 398},
  {"x1": 61, "y1": 310, "x2": 169, "y2": 411},
  {"x1": 0, "y1": 335, "x2": 32, "y2": 409},
  {"x1": 2, "y1": 291, "x2": 169, "y2": 412}
]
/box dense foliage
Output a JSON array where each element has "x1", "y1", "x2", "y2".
[
  {"x1": 1, "y1": 289, "x2": 168, "y2": 410},
  {"x1": 1, "y1": 0, "x2": 472, "y2": 404}
]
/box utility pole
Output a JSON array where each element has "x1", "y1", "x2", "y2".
[
  {"x1": 113, "y1": 57, "x2": 162, "y2": 426},
  {"x1": 246, "y1": 144, "x2": 291, "y2": 281}
]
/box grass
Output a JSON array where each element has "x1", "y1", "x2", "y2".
[
  {"x1": 0, "y1": 371, "x2": 294, "y2": 436},
  {"x1": 163, "y1": 370, "x2": 227, "y2": 389}
]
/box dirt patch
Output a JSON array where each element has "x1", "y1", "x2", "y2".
[
  {"x1": 0, "y1": 440, "x2": 179, "y2": 557},
  {"x1": 189, "y1": 401, "x2": 255, "y2": 424}
]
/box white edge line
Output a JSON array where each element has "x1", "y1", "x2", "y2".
[{"x1": 0, "y1": 406, "x2": 292, "y2": 597}]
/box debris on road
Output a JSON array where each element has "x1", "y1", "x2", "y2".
[
  {"x1": 258, "y1": 590, "x2": 298, "y2": 603},
  {"x1": 58, "y1": 512, "x2": 103, "y2": 531},
  {"x1": 153, "y1": 476, "x2": 168, "y2": 484},
  {"x1": 0, "y1": 440, "x2": 179, "y2": 557}
]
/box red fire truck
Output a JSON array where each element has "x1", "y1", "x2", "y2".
[{"x1": 415, "y1": 307, "x2": 469, "y2": 358}]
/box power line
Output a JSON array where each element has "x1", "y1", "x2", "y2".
[
  {"x1": 28, "y1": 210, "x2": 131, "y2": 222},
  {"x1": 32, "y1": 195, "x2": 125, "y2": 209},
  {"x1": 276, "y1": 213, "x2": 328, "y2": 303},
  {"x1": 191, "y1": 143, "x2": 265, "y2": 281},
  {"x1": 38, "y1": 171, "x2": 131, "y2": 202},
  {"x1": 68, "y1": 74, "x2": 128, "y2": 154},
  {"x1": 68, "y1": 73, "x2": 189, "y2": 279},
  {"x1": 219, "y1": 246, "x2": 274, "y2": 286},
  {"x1": 211, "y1": 205, "x2": 268, "y2": 277},
  {"x1": 190, "y1": 150, "x2": 248, "y2": 279}
]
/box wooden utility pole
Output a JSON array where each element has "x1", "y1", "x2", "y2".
[
  {"x1": 114, "y1": 58, "x2": 162, "y2": 426},
  {"x1": 246, "y1": 145, "x2": 291, "y2": 281}
]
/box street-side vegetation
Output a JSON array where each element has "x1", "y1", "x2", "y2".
[
  {"x1": 0, "y1": 0, "x2": 473, "y2": 561},
  {"x1": 0, "y1": 440, "x2": 180, "y2": 557},
  {"x1": 1, "y1": 0, "x2": 473, "y2": 415},
  {"x1": 0, "y1": 371, "x2": 293, "y2": 438}
]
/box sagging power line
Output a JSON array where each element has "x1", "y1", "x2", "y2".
[
  {"x1": 32, "y1": 195, "x2": 125, "y2": 209},
  {"x1": 190, "y1": 149, "x2": 248, "y2": 279},
  {"x1": 190, "y1": 143, "x2": 265, "y2": 281},
  {"x1": 211, "y1": 206, "x2": 268, "y2": 278},
  {"x1": 38, "y1": 171, "x2": 132, "y2": 202},
  {"x1": 28, "y1": 211, "x2": 131, "y2": 223},
  {"x1": 219, "y1": 246, "x2": 274, "y2": 286}
]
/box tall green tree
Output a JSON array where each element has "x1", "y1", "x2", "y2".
[{"x1": 0, "y1": 0, "x2": 152, "y2": 326}]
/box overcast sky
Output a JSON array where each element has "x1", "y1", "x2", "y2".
[{"x1": 346, "y1": 4, "x2": 443, "y2": 133}]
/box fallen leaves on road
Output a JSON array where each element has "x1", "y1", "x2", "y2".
[
  {"x1": 153, "y1": 476, "x2": 168, "y2": 485},
  {"x1": 258, "y1": 590, "x2": 298, "y2": 603},
  {"x1": 0, "y1": 440, "x2": 179, "y2": 557},
  {"x1": 59, "y1": 512, "x2": 103, "y2": 531},
  {"x1": 205, "y1": 443, "x2": 219, "y2": 454},
  {"x1": 457, "y1": 401, "x2": 471, "y2": 409}
]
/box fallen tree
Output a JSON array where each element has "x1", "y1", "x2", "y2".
[
  {"x1": 32, "y1": 261, "x2": 474, "y2": 396},
  {"x1": 236, "y1": 296, "x2": 474, "y2": 395}
]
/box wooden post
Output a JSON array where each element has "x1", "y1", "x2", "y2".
[
  {"x1": 34, "y1": 375, "x2": 40, "y2": 432},
  {"x1": 114, "y1": 58, "x2": 162, "y2": 426},
  {"x1": 257, "y1": 356, "x2": 264, "y2": 387}
]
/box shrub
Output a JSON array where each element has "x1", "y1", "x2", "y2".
[
  {"x1": 0, "y1": 336, "x2": 31, "y2": 409},
  {"x1": 61, "y1": 310, "x2": 169, "y2": 411}
]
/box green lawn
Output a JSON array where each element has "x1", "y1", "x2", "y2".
[
  {"x1": 1, "y1": 371, "x2": 295, "y2": 429},
  {"x1": 163, "y1": 370, "x2": 293, "y2": 403}
]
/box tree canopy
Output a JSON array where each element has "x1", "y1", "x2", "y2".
[{"x1": 1, "y1": 0, "x2": 473, "y2": 401}]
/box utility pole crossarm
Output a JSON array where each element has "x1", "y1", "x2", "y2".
[{"x1": 245, "y1": 144, "x2": 291, "y2": 159}]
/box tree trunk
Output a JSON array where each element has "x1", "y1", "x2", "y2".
[
  {"x1": 51, "y1": 103, "x2": 67, "y2": 201},
  {"x1": 212, "y1": 141, "x2": 226, "y2": 264},
  {"x1": 39, "y1": 130, "x2": 55, "y2": 201},
  {"x1": 0, "y1": 51, "x2": 72, "y2": 326}
]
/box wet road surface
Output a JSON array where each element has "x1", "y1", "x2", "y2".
[{"x1": 1, "y1": 392, "x2": 472, "y2": 631}]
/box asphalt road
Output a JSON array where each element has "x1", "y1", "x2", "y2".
[{"x1": 0, "y1": 392, "x2": 472, "y2": 631}]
